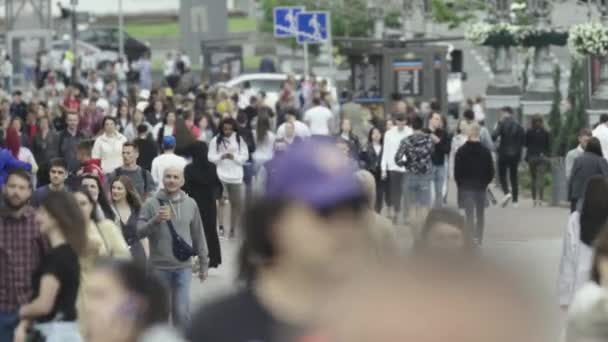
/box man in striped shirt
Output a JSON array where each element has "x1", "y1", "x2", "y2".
[{"x1": 0, "y1": 169, "x2": 46, "y2": 342}]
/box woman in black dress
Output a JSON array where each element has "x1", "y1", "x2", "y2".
[
  {"x1": 110, "y1": 175, "x2": 147, "y2": 266},
  {"x1": 15, "y1": 191, "x2": 86, "y2": 341},
  {"x1": 184, "y1": 141, "x2": 222, "y2": 268},
  {"x1": 359, "y1": 127, "x2": 386, "y2": 213}
]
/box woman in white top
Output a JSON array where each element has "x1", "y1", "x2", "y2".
[
  {"x1": 115, "y1": 102, "x2": 131, "y2": 135},
  {"x1": 252, "y1": 113, "x2": 275, "y2": 174},
  {"x1": 558, "y1": 176, "x2": 608, "y2": 309},
  {"x1": 198, "y1": 114, "x2": 216, "y2": 144},
  {"x1": 92, "y1": 116, "x2": 128, "y2": 173},
  {"x1": 153, "y1": 111, "x2": 176, "y2": 147},
  {"x1": 208, "y1": 117, "x2": 249, "y2": 238}
]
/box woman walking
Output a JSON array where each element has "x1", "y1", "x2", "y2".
[
  {"x1": 428, "y1": 112, "x2": 451, "y2": 208},
  {"x1": 110, "y1": 176, "x2": 147, "y2": 266},
  {"x1": 13, "y1": 191, "x2": 86, "y2": 342},
  {"x1": 337, "y1": 118, "x2": 361, "y2": 157},
  {"x1": 208, "y1": 117, "x2": 249, "y2": 238},
  {"x1": 525, "y1": 115, "x2": 551, "y2": 207},
  {"x1": 92, "y1": 116, "x2": 128, "y2": 173},
  {"x1": 184, "y1": 141, "x2": 223, "y2": 268},
  {"x1": 359, "y1": 127, "x2": 386, "y2": 213},
  {"x1": 559, "y1": 176, "x2": 608, "y2": 309},
  {"x1": 81, "y1": 174, "x2": 116, "y2": 221},
  {"x1": 252, "y1": 113, "x2": 275, "y2": 178}
]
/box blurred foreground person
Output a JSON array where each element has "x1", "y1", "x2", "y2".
[
  {"x1": 187, "y1": 140, "x2": 369, "y2": 342},
  {"x1": 309, "y1": 257, "x2": 544, "y2": 342},
  {"x1": 83, "y1": 259, "x2": 186, "y2": 342},
  {"x1": 566, "y1": 228, "x2": 608, "y2": 342},
  {"x1": 559, "y1": 176, "x2": 608, "y2": 309}
]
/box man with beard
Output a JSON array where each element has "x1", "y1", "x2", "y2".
[{"x1": 0, "y1": 169, "x2": 47, "y2": 342}]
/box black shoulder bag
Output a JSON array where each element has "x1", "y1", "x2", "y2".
[{"x1": 157, "y1": 199, "x2": 196, "y2": 262}]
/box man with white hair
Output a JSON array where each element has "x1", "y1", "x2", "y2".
[{"x1": 138, "y1": 166, "x2": 209, "y2": 328}]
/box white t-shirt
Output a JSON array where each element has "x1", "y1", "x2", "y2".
[
  {"x1": 304, "y1": 105, "x2": 333, "y2": 135},
  {"x1": 276, "y1": 121, "x2": 311, "y2": 139}
]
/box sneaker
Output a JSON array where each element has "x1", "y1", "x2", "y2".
[
  {"x1": 229, "y1": 228, "x2": 236, "y2": 239},
  {"x1": 512, "y1": 202, "x2": 519, "y2": 208},
  {"x1": 218, "y1": 226, "x2": 225, "y2": 238},
  {"x1": 500, "y1": 194, "x2": 512, "y2": 208}
]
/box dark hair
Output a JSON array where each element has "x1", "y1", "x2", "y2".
[
  {"x1": 136, "y1": 124, "x2": 148, "y2": 135},
  {"x1": 216, "y1": 117, "x2": 242, "y2": 152},
  {"x1": 49, "y1": 158, "x2": 68, "y2": 171},
  {"x1": 102, "y1": 116, "x2": 117, "y2": 128},
  {"x1": 77, "y1": 139, "x2": 95, "y2": 155},
  {"x1": 585, "y1": 137, "x2": 603, "y2": 157},
  {"x1": 256, "y1": 113, "x2": 271, "y2": 145},
  {"x1": 6, "y1": 168, "x2": 32, "y2": 188},
  {"x1": 579, "y1": 128, "x2": 592, "y2": 138},
  {"x1": 420, "y1": 208, "x2": 467, "y2": 240},
  {"x1": 313, "y1": 97, "x2": 322, "y2": 106},
  {"x1": 580, "y1": 176, "x2": 608, "y2": 246},
  {"x1": 411, "y1": 115, "x2": 424, "y2": 130},
  {"x1": 41, "y1": 191, "x2": 88, "y2": 256},
  {"x1": 591, "y1": 226, "x2": 608, "y2": 284},
  {"x1": 111, "y1": 176, "x2": 142, "y2": 211},
  {"x1": 600, "y1": 114, "x2": 608, "y2": 124},
  {"x1": 73, "y1": 186, "x2": 98, "y2": 221},
  {"x1": 463, "y1": 109, "x2": 475, "y2": 121},
  {"x1": 393, "y1": 113, "x2": 406, "y2": 122},
  {"x1": 501, "y1": 106, "x2": 513, "y2": 115},
  {"x1": 531, "y1": 115, "x2": 544, "y2": 130},
  {"x1": 368, "y1": 127, "x2": 383, "y2": 145},
  {"x1": 81, "y1": 175, "x2": 116, "y2": 222},
  {"x1": 93, "y1": 259, "x2": 169, "y2": 327},
  {"x1": 284, "y1": 108, "x2": 299, "y2": 119},
  {"x1": 123, "y1": 142, "x2": 138, "y2": 151}
]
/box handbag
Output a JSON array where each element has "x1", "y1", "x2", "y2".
[{"x1": 158, "y1": 199, "x2": 197, "y2": 262}]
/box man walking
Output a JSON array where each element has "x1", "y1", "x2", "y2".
[
  {"x1": 108, "y1": 142, "x2": 156, "y2": 200},
  {"x1": 566, "y1": 129, "x2": 592, "y2": 180},
  {"x1": 395, "y1": 115, "x2": 434, "y2": 228},
  {"x1": 381, "y1": 113, "x2": 412, "y2": 224},
  {"x1": 492, "y1": 106, "x2": 525, "y2": 207},
  {"x1": 151, "y1": 136, "x2": 187, "y2": 189},
  {"x1": 138, "y1": 166, "x2": 209, "y2": 328},
  {"x1": 59, "y1": 112, "x2": 87, "y2": 186},
  {"x1": 455, "y1": 123, "x2": 495, "y2": 245},
  {"x1": 304, "y1": 97, "x2": 334, "y2": 136},
  {"x1": 0, "y1": 170, "x2": 46, "y2": 342},
  {"x1": 31, "y1": 158, "x2": 68, "y2": 207}
]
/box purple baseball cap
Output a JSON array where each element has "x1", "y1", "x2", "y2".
[{"x1": 265, "y1": 140, "x2": 364, "y2": 210}]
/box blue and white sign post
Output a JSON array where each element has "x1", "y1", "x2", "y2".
[
  {"x1": 297, "y1": 11, "x2": 332, "y2": 77},
  {"x1": 273, "y1": 6, "x2": 304, "y2": 38}
]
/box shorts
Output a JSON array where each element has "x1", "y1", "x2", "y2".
[
  {"x1": 406, "y1": 174, "x2": 432, "y2": 207},
  {"x1": 221, "y1": 182, "x2": 243, "y2": 210}
]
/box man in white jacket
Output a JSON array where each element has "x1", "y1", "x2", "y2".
[
  {"x1": 592, "y1": 114, "x2": 608, "y2": 160},
  {"x1": 208, "y1": 118, "x2": 249, "y2": 238},
  {"x1": 381, "y1": 113, "x2": 413, "y2": 224}
]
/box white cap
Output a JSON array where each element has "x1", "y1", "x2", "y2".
[
  {"x1": 136, "y1": 101, "x2": 149, "y2": 112},
  {"x1": 139, "y1": 89, "x2": 151, "y2": 100}
]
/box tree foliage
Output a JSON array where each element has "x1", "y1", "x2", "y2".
[
  {"x1": 431, "y1": 0, "x2": 485, "y2": 29},
  {"x1": 557, "y1": 59, "x2": 586, "y2": 156}
]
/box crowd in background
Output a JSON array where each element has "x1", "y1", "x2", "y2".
[{"x1": 2, "y1": 57, "x2": 608, "y2": 342}]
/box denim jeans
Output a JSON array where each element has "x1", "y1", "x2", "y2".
[
  {"x1": 0, "y1": 311, "x2": 18, "y2": 342},
  {"x1": 432, "y1": 165, "x2": 446, "y2": 207},
  {"x1": 406, "y1": 174, "x2": 432, "y2": 207},
  {"x1": 155, "y1": 268, "x2": 192, "y2": 328},
  {"x1": 460, "y1": 189, "x2": 487, "y2": 242}
]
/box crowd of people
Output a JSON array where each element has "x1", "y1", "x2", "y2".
[{"x1": 0, "y1": 62, "x2": 607, "y2": 342}]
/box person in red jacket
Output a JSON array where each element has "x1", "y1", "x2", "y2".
[{"x1": 76, "y1": 139, "x2": 105, "y2": 184}]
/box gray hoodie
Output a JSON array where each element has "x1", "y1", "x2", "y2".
[{"x1": 137, "y1": 189, "x2": 209, "y2": 273}]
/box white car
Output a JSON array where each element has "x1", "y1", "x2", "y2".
[
  {"x1": 223, "y1": 73, "x2": 339, "y2": 111},
  {"x1": 49, "y1": 40, "x2": 119, "y2": 70}
]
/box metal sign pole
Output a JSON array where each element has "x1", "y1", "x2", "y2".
[
  {"x1": 118, "y1": 0, "x2": 125, "y2": 58},
  {"x1": 304, "y1": 43, "x2": 309, "y2": 76},
  {"x1": 327, "y1": 12, "x2": 334, "y2": 79},
  {"x1": 71, "y1": 0, "x2": 79, "y2": 84}
]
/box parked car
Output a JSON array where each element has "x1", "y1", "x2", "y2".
[
  {"x1": 78, "y1": 27, "x2": 150, "y2": 62},
  {"x1": 223, "y1": 73, "x2": 339, "y2": 111},
  {"x1": 50, "y1": 39, "x2": 119, "y2": 70}
]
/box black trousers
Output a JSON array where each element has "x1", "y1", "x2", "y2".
[
  {"x1": 498, "y1": 155, "x2": 520, "y2": 203},
  {"x1": 372, "y1": 171, "x2": 387, "y2": 213}
]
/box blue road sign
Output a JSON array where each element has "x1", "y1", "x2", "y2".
[
  {"x1": 296, "y1": 11, "x2": 330, "y2": 44},
  {"x1": 273, "y1": 6, "x2": 304, "y2": 38}
]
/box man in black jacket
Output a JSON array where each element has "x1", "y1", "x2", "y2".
[
  {"x1": 492, "y1": 106, "x2": 525, "y2": 207},
  {"x1": 455, "y1": 123, "x2": 495, "y2": 245}
]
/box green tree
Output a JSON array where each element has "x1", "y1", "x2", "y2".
[
  {"x1": 558, "y1": 60, "x2": 586, "y2": 156},
  {"x1": 548, "y1": 65, "x2": 562, "y2": 155},
  {"x1": 431, "y1": 0, "x2": 485, "y2": 29}
]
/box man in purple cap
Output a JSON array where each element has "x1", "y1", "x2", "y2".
[{"x1": 187, "y1": 140, "x2": 371, "y2": 342}]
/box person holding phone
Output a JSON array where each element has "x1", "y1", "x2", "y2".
[{"x1": 138, "y1": 166, "x2": 209, "y2": 328}]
